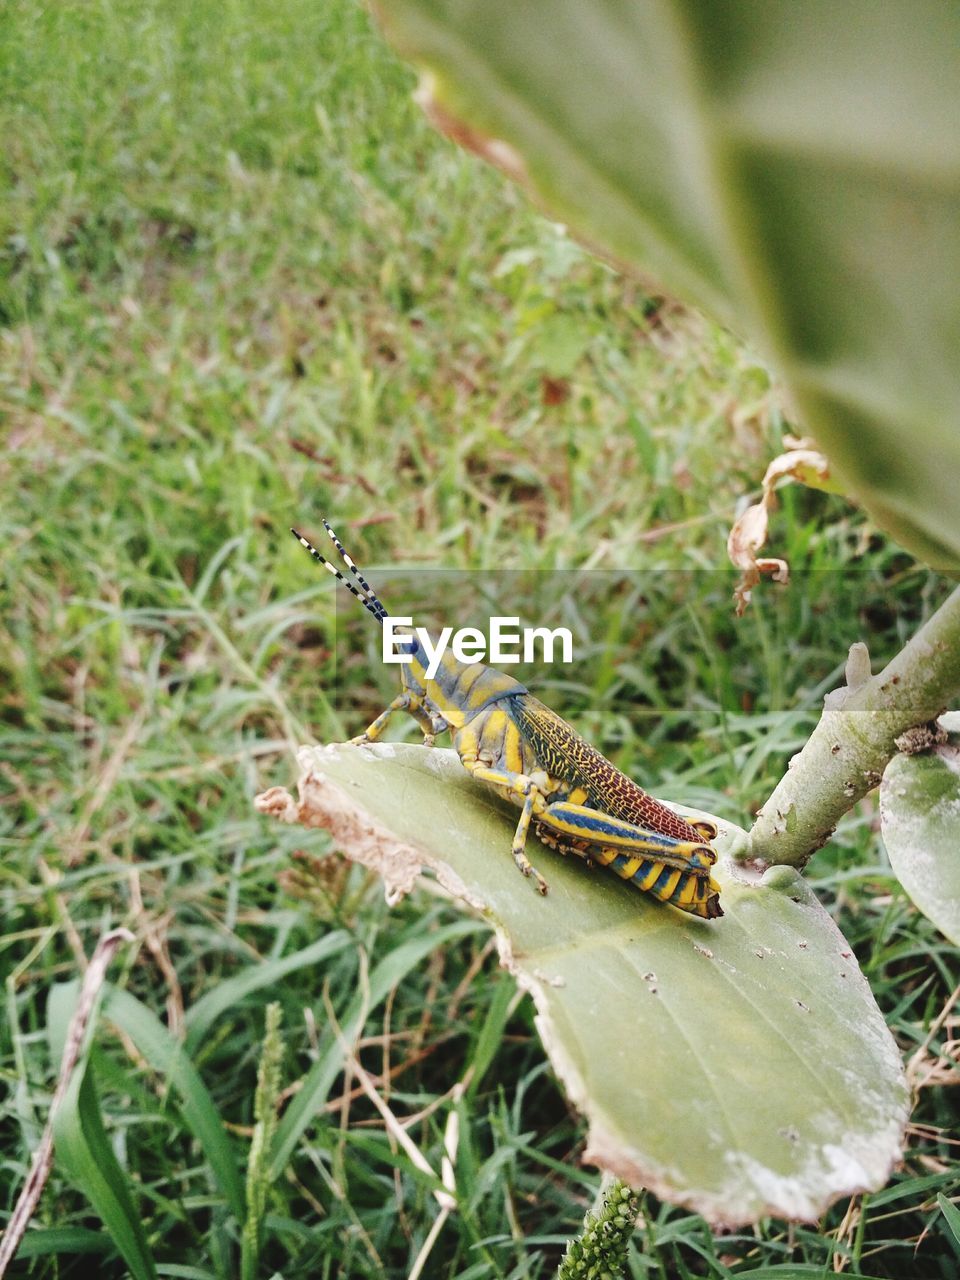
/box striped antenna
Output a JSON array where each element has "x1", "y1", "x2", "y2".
[
  {"x1": 321, "y1": 519, "x2": 384, "y2": 614},
  {"x1": 290, "y1": 526, "x2": 388, "y2": 624}
]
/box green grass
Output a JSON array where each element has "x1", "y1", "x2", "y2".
[{"x1": 1, "y1": 0, "x2": 959, "y2": 1275}]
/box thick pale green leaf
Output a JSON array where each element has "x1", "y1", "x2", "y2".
[
  {"x1": 259, "y1": 742, "x2": 908, "y2": 1224},
  {"x1": 880, "y1": 731, "x2": 960, "y2": 946},
  {"x1": 374, "y1": 0, "x2": 960, "y2": 570}
]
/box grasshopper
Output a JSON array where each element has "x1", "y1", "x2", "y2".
[{"x1": 292, "y1": 522, "x2": 723, "y2": 919}]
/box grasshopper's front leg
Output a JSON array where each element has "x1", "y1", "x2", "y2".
[
  {"x1": 459, "y1": 756, "x2": 551, "y2": 893},
  {"x1": 510, "y1": 789, "x2": 549, "y2": 895},
  {"x1": 349, "y1": 691, "x2": 413, "y2": 745},
  {"x1": 408, "y1": 703, "x2": 449, "y2": 748},
  {"x1": 350, "y1": 692, "x2": 447, "y2": 747}
]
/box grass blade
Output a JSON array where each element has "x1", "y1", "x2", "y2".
[
  {"x1": 183, "y1": 930, "x2": 352, "y2": 1054},
  {"x1": 938, "y1": 1192, "x2": 960, "y2": 1245},
  {"x1": 269, "y1": 918, "x2": 481, "y2": 1177},
  {"x1": 52, "y1": 1057, "x2": 157, "y2": 1280},
  {"x1": 10, "y1": 1227, "x2": 112, "y2": 1260},
  {"x1": 102, "y1": 988, "x2": 245, "y2": 1220}
]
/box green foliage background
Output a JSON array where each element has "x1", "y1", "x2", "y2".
[{"x1": 1, "y1": 0, "x2": 958, "y2": 1275}]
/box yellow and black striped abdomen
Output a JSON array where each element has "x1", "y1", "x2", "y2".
[
  {"x1": 536, "y1": 824, "x2": 722, "y2": 919},
  {"x1": 594, "y1": 845, "x2": 721, "y2": 918}
]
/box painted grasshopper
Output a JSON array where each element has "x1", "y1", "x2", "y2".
[{"x1": 293, "y1": 522, "x2": 723, "y2": 919}]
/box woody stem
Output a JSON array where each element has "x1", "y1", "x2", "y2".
[{"x1": 745, "y1": 585, "x2": 960, "y2": 869}]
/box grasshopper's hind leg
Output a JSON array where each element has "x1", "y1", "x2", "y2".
[
  {"x1": 537, "y1": 800, "x2": 717, "y2": 872},
  {"x1": 459, "y1": 756, "x2": 550, "y2": 894},
  {"x1": 510, "y1": 790, "x2": 549, "y2": 894}
]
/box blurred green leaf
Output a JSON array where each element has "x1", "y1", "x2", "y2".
[
  {"x1": 12, "y1": 1227, "x2": 113, "y2": 1260},
  {"x1": 102, "y1": 988, "x2": 245, "y2": 1220},
  {"x1": 733, "y1": 1270, "x2": 884, "y2": 1280},
  {"x1": 529, "y1": 312, "x2": 591, "y2": 377},
  {"x1": 275, "y1": 743, "x2": 908, "y2": 1224},
  {"x1": 376, "y1": 0, "x2": 960, "y2": 569},
  {"x1": 880, "y1": 734, "x2": 960, "y2": 946},
  {"x1": 155, "y1": 1267, "x2": 221, "y2": 1279}
]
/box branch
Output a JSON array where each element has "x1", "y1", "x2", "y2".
[{"x1": 746, "y1": 585, "x2": 960, "y2": 869}]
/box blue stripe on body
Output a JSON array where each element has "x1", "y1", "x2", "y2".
[
  {"x1": 561, "y1": 809, "x2": 708, "y2": 861},
  {"x1": 632, "y1": 858, "x2": 656, "y2": 885},
  {"x1": 652, "y1": 865, "x2": 677, "y2": 896},
  {"x1": 668, "y1": 873, "x2": 689, "y2": 903}
]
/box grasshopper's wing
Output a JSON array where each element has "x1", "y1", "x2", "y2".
[{"x1": 511, "y1": 694, "x2": 709, "y2": 846}]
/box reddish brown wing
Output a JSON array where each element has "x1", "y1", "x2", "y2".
[{"x1": 510, "y1": 694, "x2": 707, "y2": 844}]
